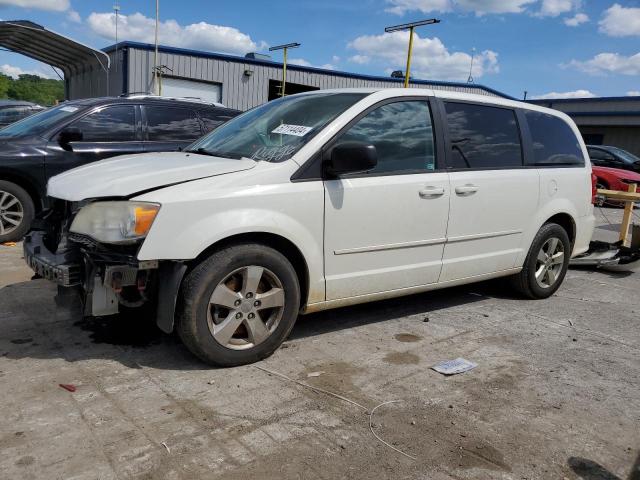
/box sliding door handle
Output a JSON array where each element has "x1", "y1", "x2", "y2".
[
  {"x1": 455, "y1": 184, "x2": 479, "y2": 196},
  {"x1": 419, "y1": 186, "x2": 445, "y2": 198}
]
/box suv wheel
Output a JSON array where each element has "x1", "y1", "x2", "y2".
[
  {"x1": 177, "y1": 243, "x2": 301, "y2": 367},
  {"x1": 511, "y1": 223, "x2": 571, "y2": 299},
  {"x1": 0, "y1": 180, "x2": 34, "y2": 243}
]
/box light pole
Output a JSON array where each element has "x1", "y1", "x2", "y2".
[
  {"x1": 269, "y1": 42, "x2": 300, "y2": 98},
  {"x1": 384, "y1": 18, "x2": 440, "y2": 88}
]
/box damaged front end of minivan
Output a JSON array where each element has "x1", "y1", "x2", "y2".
[{"x1": 23, "y1": 198, "x2": 185, "y2": 332}]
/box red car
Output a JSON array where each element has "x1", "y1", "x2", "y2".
[{"x1": 592, "y1": 166, "x2": 640, "y2": 206}]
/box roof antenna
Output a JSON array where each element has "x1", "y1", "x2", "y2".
[
  {"x1": 523, "y1": 90, "x2": 528, "y2": 100},
  {"x1": 467, "y1": 47, "x2": 475, "y2": 83}
]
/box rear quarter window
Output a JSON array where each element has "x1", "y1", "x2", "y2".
[
  {"x1": 525, "y1": 111, "x2": 584, "y2": 166},
  {"x1": 198, "y1": 109, "x2": 236, "y2": 133},
  {"x1": 146, "y1": 106, "x2": 202, "y2": 141},
  {"x1": 444, "y1": 102, "x2": 523, "y2": 169}
]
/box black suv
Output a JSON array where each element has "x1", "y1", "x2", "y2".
[
  {"x1": 0, "y1": 95, "x2": 239, "y2": 242},
  {"x1": 587, "y1": 145, "x2": 640, "y2": 173}
]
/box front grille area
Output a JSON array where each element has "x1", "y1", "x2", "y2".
[{"x1": 31, "y1": 198, "x2": 77, "y2": 253}]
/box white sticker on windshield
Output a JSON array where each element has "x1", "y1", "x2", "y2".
[
  {"x1": 60, "y1": 106, "x2": 79, "y2": 113},
  {"x1": 271, "y1": 124, "x2": 313, "y2": 137}
]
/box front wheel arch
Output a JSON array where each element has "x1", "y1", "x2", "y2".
[
  {"x1": 187, "y1": 232, "x2": 310, "y2": 309},
  {"x1": 176, "y1": 242, "x2": 301, "y2": 366}
]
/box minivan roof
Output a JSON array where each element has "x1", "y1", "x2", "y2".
[{"x1": 297, "y1": 87, "x2": 573, "y2": 121}]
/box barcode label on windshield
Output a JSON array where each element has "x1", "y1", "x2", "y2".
[{"x1": 272, "y1": 124, "x2": 313, "y2": 137}]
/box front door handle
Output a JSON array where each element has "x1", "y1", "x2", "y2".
[
  {"x1": 455, "y1": 184, "x2": 479, "y2": 196},
  {"x1": 419, "y1": 186, "x2": 445, "y2": 199}
]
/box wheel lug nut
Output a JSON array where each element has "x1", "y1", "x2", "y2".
[
  {"x1": 234, "y1": 299, "x2": 241, "y2": 306},
  {"x1": 235, "y1": 312, "x2": 242, "y2": 319},
  {"x1": 254, "y1": 300, "x2": 260, "y2": 307},
  {"x1": 246, "y1": 292, "x2": 253, "y2": 299},
  {"x1": 248, "y1": 313, "x2": 255, "y2": 319}
]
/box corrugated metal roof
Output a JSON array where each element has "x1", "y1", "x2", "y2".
[
  {"x1": 0, "y1": 20, "x2": 110, "y2": 76},
  {"x1": 104, "y1": 41, "x2": 513, "y2": 99}
]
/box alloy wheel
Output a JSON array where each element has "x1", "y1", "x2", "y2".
[
  {"x1": 207, "y1": 265, "x2": 285, "y2": 350},
  {"x1": 0, "y1": 190, "x2": 24, "y2": 236},
  {"x1": 534, "y1": 237, "x2": 565, "y2": 289}
]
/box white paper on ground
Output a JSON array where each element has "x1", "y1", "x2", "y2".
[{"x1": 431, "y1": 358, "x2": 477, "y2": 375}]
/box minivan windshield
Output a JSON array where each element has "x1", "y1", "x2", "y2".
[
  {"x1": 187, "y1": 92, "x2": 368, "y2": 162},
  {"x1": 0, "y1": 103, "x2": 84, "y2": 138}
]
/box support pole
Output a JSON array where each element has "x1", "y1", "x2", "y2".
[
  {"x1": 282, "y1": 47, "x2": 287, "y2": 97},
  {"x1": 385, "y1": 18, "x2": 440, "y2": 88},
  {"x1": 404, "y1": 26, "x2": 414, "y2": 88},
  {"x1": 619, "y1": 183, "x2": 637, "y2": 247},
  {"x1": 269, "y1": 42, "x2": 300, "y2": 99}
]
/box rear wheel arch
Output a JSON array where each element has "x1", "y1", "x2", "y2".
[
  {"x1": 511, "y1": 222, "x2": 572, "y2": 299},
  {"x1": 544, "y1": 212, "x2": 576, "y2": 247},
  {"x1": 0, "y1": 171, "x2": 43, "y2": 211}
]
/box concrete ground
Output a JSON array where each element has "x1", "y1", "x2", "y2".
[{"x1": 0, "y1": 208, "x2": 638, "y2": 480}]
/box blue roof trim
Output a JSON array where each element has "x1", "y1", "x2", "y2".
[
  {"x1": 562, "y1": 111, "x2": 640, "y2": 117},
  {"x1": 529, "y1": 96, "x2": 640, "y2": 105},
  {"x1": 103, "y1": 41, "x2": 513, "y2": 100}
]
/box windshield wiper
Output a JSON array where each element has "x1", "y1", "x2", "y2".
[{"x1": 188, "y1": 147, "x2": 241, "y2": 160}]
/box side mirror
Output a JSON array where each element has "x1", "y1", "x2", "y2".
[
  {"x1": 58, "y1": 127, "x2": 83, "y2": 151},
  {"x1": 325, "y1": 141, "x2": 377, "y2": 177}
]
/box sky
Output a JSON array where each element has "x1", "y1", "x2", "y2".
[{"x1": 0, "y1": 0, "x2": 638, "y2": 99}]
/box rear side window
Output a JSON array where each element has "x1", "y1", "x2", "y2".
[
  {"x1": 587, "y1": 147, "x2": 614, "y2": 162},
  {"x1": 199, "y1": 110, "x2": 233, "y2": 132},
  {"x1": 71, "y1": 105, "x2": 136, "y2": 142},
  {"x1": 146, "y1": 107, "x2": 202, "y2": 141},
  {"x1": 444, "y1": 102, "x2": 522, "y2": 169},
  {"x1": 337, "y1": 100, "x2": 436, "y2": 174},
  {"x1": 524, "y1": 111, "x2": 584, "y2": 166}
]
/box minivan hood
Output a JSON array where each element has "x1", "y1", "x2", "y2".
[{"x1": 48, "y1": 152, "x2": 256, "y2": 201}]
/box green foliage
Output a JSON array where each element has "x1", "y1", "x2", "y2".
[
  {"x1": 0, "y1": 73, "x2": 11, "y2": 99},
  {"x1": 1, "y1": 74, "x2": 64, "y2": 106}
]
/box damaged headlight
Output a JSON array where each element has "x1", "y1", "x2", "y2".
[{"x1": 70, "y1": 201, "x2": 160, "y2": 244}]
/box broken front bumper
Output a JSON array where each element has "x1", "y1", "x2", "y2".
[
  {"x1": 23, "y1": 229, "x2": 186, "y2": 332},
  {"x1": 23, "y1": 231, "x2": 81, "y2": 286}
]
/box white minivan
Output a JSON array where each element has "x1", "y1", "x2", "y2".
[{"x1": 24, "y1": 88, "x2": 596, "y2": 366}]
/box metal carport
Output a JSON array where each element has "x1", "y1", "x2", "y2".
[{"x1": 0, "y1": 20, "x2": 111, "y2": 99}]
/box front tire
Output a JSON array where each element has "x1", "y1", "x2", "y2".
[
  {"x1": 0, "y1": 180, "x2": 34, "y2": 243},
  {"x1": 511, "y1": 223, "x2": 571, "y2": 299},
  {"x1": 177, "y1": 243, "x2": 301, "y2": 367}
]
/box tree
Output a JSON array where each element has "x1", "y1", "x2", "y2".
[
  {"x1": 1, "y1": 74, "x2": 64, "y2": 105},
  {"x1": 0, "y1": 73, "x2": 11, "y2": 98}
]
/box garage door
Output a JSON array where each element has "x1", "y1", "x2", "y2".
[{"x1": 161, "y1": 77, "x2": 221, "y2": 104}]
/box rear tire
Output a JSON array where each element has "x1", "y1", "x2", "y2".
[
  {"x1": 177, "y1": 243, "x2": 300, "y2": 367},
  {"x1": 510, "y1": 223, "x2": 571, "y2": 299},
  {"x1": 0, "y1": 180, "x2": 34, "y2": 243}
]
